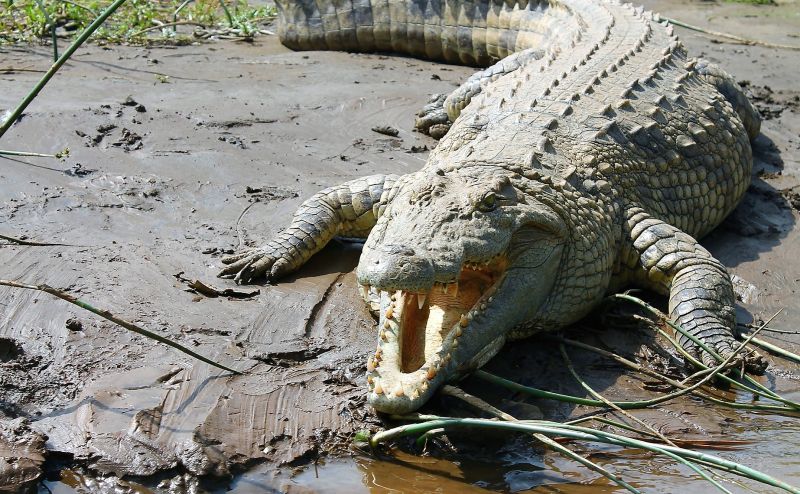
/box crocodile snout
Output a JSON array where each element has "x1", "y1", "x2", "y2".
[{"x1": 357, "y1": 243, "x2": 435, "y2": 292}]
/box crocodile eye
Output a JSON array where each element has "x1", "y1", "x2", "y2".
[{"x1": 477, "y1": 192, "x2": 497, "y2": 212}]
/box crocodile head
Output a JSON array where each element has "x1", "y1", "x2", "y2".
[{"x1": 356, "y1": 166, "x2": 567, "y2": 413}]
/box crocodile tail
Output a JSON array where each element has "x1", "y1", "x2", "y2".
[{"x1": 274, "y1": 0, "x2": 569, "y2": 66}]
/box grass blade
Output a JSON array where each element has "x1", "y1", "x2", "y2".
[
  {"x1": 219, "y1": 0, "x2": 234, "y2": 27},
  {"x1": 0, "y1": 149, "x2": 60, "y2": 158},
  {"x1": 0, "y1": 279, "x2": 241, "y2": 375},
  {"x1": 474, "y1": 327, "x2": 792, "y2": 414},
  {"x1": 370, "y1": 418, "x2": 800, "y2": 493},
  {"x1": 33, "y1": 0, "x2": 58, "y2": 61},
  {"x1": 559, "y1": 344, "x2": 732, "y2": 494},
  {"x1": 742, "y1": 335, "x2": 800, "y2": 365},
  {"x1": 439, "y1": 386, "x2": 642, "y2": 494},
  {"x1": 556, "y1": 336, "x2": 796, "y2": 414},
  {"x1": 609, "y1": 295, "x2": 798, "y2": 409}
]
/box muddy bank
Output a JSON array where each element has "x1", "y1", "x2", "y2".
[{"x1": 1, "y1": 0, "x2": 800, "y2": 491}]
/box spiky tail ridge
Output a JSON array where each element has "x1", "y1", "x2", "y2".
[{"x1": 274, "y1": 0, "x2": 575, "y2": 66}]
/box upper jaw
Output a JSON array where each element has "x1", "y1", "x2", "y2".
[
  {"x1": 356, "y1": 243, "x2": 466, "y2": 293},
  {"x1": 362, "y1": 257, "x2": 507, "y2": 414}
]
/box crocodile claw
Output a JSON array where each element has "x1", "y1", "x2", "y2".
[
  {"x1": 220, "y1": 249, "x2": 257, "y2": 265},
  {"x1": 414, "y1": 93, "x2": 451, "y2": 139},
  {"x1": 743, "y1": 350, "x2": 769, "y2": 374},
  {"x1": 218, "y1": 247, "x2": 279, "y2": 284},
  {"x1": 685, "y1": 335, "x2": 767, "y2": 375}
]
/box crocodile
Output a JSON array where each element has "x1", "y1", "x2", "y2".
[{"x1": 219, "y1": 0, "x2": 765, "y2": 414}]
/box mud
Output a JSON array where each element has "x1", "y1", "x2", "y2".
[
  {"x1": 1, "y1": 0, "x2": 800, "y2": 491},
  {"x1": 0, "y1": 417, "x2": 46, "y2": 493}
]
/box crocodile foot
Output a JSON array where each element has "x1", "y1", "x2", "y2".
[
  {"x1": 414, "y1": 93, "x2": 451, "y2": 139},
  {"x1": 684, "y1": 333, "x2": 768, "y2": 375},
  {"x1": 217, "y1": 244, "x2": 292, "y2": 284}
]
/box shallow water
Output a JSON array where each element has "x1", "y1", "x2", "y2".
[{"x1": 268, "y1": 412, "x2": 800, "y2": 493}]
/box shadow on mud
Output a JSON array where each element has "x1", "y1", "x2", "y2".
[
  {"x1": 706, "y1": 133, "x2": 794, "y2": 264},
  {"x1": 704, "y1": 132, "x2": 794, "y2": 326}
]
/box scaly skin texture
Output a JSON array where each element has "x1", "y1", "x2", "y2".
[{"x1": 219, "y1": 0, "x2": 765, "y2": 414}]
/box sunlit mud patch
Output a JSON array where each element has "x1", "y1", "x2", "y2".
[{"x1": 0, "y1": 336, "x2": 23, "y2": 363}]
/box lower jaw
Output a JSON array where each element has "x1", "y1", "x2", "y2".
[
  {"x1": 366, "y1": 377, "x2": 438, "y2": 413},
  {"x1": 366, "y1": 337, "x2": 448, "y2": 412},
  {"x1": 366, "y1": 334, "x2": 509, "y2": 414}
]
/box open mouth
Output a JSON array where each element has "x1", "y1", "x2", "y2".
[{"x1": 363, "y1": 256, "x2": 507, "y2": 405}]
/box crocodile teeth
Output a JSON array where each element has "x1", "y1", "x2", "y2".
[
  {"x1": 417, "y1": 292, "x2": 427, "y2": 310},
  {"x1": 450, "y1": 282, "x2": 459, "y2": 297},
  {"x1": 426, "y1": 366, "x2": 437, "y2": 380}
]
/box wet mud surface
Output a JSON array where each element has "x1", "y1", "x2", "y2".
[{"x1": 1, "y1": 0, "x2": 800, "y2": 492}]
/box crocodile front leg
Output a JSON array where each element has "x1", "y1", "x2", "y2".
[
  {"x1": 414, "y1": 94, "x2": 451, "y2": 139},
  {"x1": 621, "y1": 208, "x2": 766, "y2": 372},
  {"x1": 415, "y1": 48, "x2": 545, "y2": 139},
  {"x1": 219, "y1": 174, "x2": 401, "y2": 283}
]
